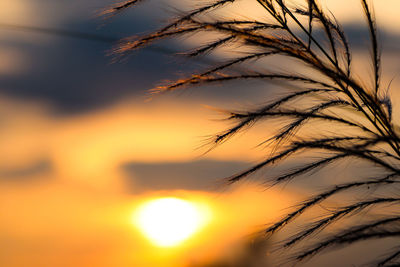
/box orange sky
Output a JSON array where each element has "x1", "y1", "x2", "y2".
[{"x1": 1, "y1": 1, "x2": 400, "y2": 266}]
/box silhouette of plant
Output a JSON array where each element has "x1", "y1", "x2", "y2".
[{"x1": 103, "y1": 0, "x2": 400, "y2": 266}]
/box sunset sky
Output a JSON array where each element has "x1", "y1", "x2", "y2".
[{"x1": 1, "y1": 1, "x2": 400, "y2": 266}]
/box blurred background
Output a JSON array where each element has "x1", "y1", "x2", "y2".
[{"x1": 1, "y1": 0, "x2": 400, "y2": 266}]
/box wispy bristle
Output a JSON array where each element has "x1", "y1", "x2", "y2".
[{"x1": 99, "y1": 0, "x2": 144, "y2": 18}]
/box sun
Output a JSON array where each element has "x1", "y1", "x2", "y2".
[{"x1": 133, "y1": 197, "x2": 209, "y2": 247}]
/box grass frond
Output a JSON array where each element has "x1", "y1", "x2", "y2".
[
  {"x1": 265, "y1": 173, "x2": 400, "y2": 235},
  {"x1": 296, "y1": 216, "x2": 400, "y2": 261},
  {"x1": 283, "y1": 197, "x2": 400, "y2": 248},
  {"x1": 106, "y1": 0, "x2": 400, "y2": 265},
  {"x1": 377, "y1": 248, "x2": 400, "y2": 267}
]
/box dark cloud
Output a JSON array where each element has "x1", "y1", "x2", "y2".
[
  {"x1": 0, "y1": 159, "x2": 51, "y2": 180},
  {"x1": 1, "y1": 0, "x2": 399, "y2": 115},
  {"x1": 0, "y1": 19, "x2": 181, "y2": 114},
  {"x1": 0, "y1": 0, "x2": 188, "y2": 114},
  {"x1": 315, "y1": 23, "x2": 400, "y2": 50},
  {"x1": 122, "y1": 159, "x2": 250, "y2": 193},
  {"x1": 122, "y1": 157, "x2": 386, "y2": 195}
]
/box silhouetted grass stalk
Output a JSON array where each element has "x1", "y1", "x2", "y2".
[{"x1": 105, "y1": 0, "x2": 400, "y2": 265}]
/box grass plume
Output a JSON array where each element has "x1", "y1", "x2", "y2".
[{"x1": 106, "y1": 0, "x2": 400, "y2": 265}]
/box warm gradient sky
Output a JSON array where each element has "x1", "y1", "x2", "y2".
[{"x1": 1, "y1": 1, "x2": 400, "y2": 266}]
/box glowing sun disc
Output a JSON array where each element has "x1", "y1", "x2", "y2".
[{"x1": 134, "y1": 197, "x2": 207, "y2": 247}]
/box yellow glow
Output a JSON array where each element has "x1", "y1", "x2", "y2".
[{"x1": 134, "y1": 197, "x2": 209, "y2": 247}]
